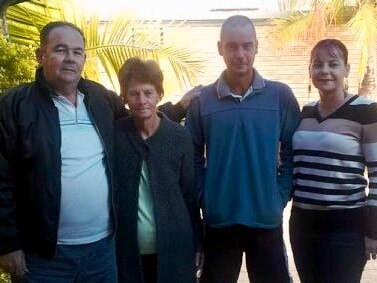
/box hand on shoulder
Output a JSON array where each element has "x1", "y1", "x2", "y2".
[{"x1": 178, "y1": 85, "x2": 203, "y2": 110}]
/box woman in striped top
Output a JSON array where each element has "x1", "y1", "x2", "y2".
[{"x1": 290, "y1": 38, "x2": 377, "y2": 283}]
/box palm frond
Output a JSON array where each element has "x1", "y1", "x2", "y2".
[
  {"x1": 277, "y1": 0, "x2": 312, "y2": 11},
  {"x1": 346, "y1": 2, "x2": 377, "y2": 83},
  {"x1": 81, "y1": 14, "x2": 204, "y2": 92},
  {"x1": 272, "y1": 11, "x2": 325, "y2": 47},
  {"x1": 310, "y1": 5, "x2": 326, "y2": 41},
  {"x1": 322, "y1": 0, "x2": 358, "y2": 24},
  {"x1": 3, "y1": 0, "x2": 205, "y2": 94}
]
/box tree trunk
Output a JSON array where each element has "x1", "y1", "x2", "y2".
[
  {"x1": 358, "y1": 65, "x2": 376, "y2": 97},
  {"x1": 1, "y1": 13, "x2": 7, "y2": 35}
]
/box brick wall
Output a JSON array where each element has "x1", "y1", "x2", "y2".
[{"x1": 160, "y1": 19, "x2": 376, "y2": 108}]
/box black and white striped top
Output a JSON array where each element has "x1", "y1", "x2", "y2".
[{"x1": 292, "y1": 95, "x2": 377, "y2": 236}]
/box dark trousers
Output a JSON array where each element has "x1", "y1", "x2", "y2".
[
  {"x1": 141, "y1": 254, "x2": 157, "y2": 283},
  {"x1": 14, "y1": 235, "x2": 117, "y2": 283},
  {"x1": 290, "y1": 210, "x2": 366, "y2": 283},
  {"x1": 201, "y1": 225, "x2": 291, "y2": 283}
]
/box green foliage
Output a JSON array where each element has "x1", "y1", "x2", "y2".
[
  {"x1": 4, "y1": 0, "x2": 205, "y2": 97},
  {"x1": 0, "y1": 35, "x2": 35, "y2": 93},
  {"x1": 0, "y1": 271, "x2": 10, "y2": 283}
]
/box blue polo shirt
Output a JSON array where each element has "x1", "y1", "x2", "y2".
[{"x1": 185, "y1": 70, "x2": 301, "y2": 228}]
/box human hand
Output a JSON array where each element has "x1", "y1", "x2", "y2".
[
  {"x1": 365, "y1": 236, "x2": 377, "y2": 260},
  {"x1": 178, "y1": 85, "x2": 203, "y2": 110},
  {"x1": 0, "y1": 250, "x2": 28, "y2": 278}
]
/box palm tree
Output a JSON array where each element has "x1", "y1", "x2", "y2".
[
  {"x1": 0, "y1": 0, "x2": 29, "y2": 34},
  {"x1": 4, "y1": 0, "x2": 204, "y2": 96},
  {"x1": 274, "y1": 0, "x2": 377, "y2": 96}
]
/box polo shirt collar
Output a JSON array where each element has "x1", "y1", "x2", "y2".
[{"x1": 216, "y1": 68, "x2": 266, "y2": 100}]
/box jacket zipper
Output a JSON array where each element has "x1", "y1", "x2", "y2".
[{"x1": 85, "y1": 99, "x2": 118, "y2": 234}]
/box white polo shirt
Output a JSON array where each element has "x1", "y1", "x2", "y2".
[{"x1": 52, "y1": 91, "x2": 111, "y2": 245}]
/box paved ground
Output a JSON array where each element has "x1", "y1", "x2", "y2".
[{"x1": 237, "y1": 202, "x2": 377, "y2": 283}]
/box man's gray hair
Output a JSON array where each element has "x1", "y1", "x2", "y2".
[{"x1": 39, "y1": 21, "x2": 85, "y2": 47}]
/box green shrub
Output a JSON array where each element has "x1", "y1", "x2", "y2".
[
  {"x1": 0, "y1": 271, "x2": 10, "y2": 283},
  {"x1": 0, "y1": 35, "x2": 36, "y2": 94}
]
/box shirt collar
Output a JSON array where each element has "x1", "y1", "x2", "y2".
[
  {"x1": 51, "y1": 90, "x2": 84, "y2": 106},
  {"x1": 216, "y1": 68, "x2": 266, "y2": 100}
]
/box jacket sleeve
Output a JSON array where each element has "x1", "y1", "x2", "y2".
[
  {"x1": 0, "y1": 93, "x2": 22, "y2": 255},
  {"x1": 108, "y1": 90, "x2": 129, "y2": 120},
  {"x1": 158, "y1": 102, "x2": 186, "y2": 123},
  {"x1": 278, "y1": 87, "x2": 301, "y2": 207},
  {"x1": 179, "y1": 128, "x2": 203, "y2": 250},
  {"x1": 184, "y1": 97, "x2": 206, "y2": 208}
]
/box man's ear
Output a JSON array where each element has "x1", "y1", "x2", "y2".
[
  {"x1": 217, "y1": 41, "x2": 223, "y2": 56},
  {"x1": 36, "y1": 47, "x2": 44, "y2": 67},
  {"x1": 255, "y1": 39, "x2": 258, "y2": 55}
]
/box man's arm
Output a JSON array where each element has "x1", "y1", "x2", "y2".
[
  {"x1": 0, "y1": 94, "x2": 21, "y2": 255},
  {"x1": 0, "y1": 93, "x2": 27, "y2": 277},
  {"x1": 159, "y1": 85, "x2": 202, "y2": 123},
  {"x1": 278, "y1": 88, "x2": 301, "y2": 206},
  {"x1": 107, "y1": 90, "x2": 129, "y2": 119},
  {"x1": 115, "y1": 85, "x2": 202, "y2": 122},
  {"x1": 179, "y1": 128, "x2": 203, "y2": 251},
  {"x1": 184, "y1": 96, "x2": 206, "y2": 207}
]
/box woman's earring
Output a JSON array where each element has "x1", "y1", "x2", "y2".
[{"x1": 307, "y1": 80, "x2": 312, "y2": 97}]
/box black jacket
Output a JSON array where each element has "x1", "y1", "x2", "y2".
[
  {"x1": 114, "y1": 115, "x2": 202, "y2": 283},
  {"x1": 0, "y1": 66, "x2": 187, "y2": 260},
  {"x1": 0, "y1": 69, "x2": 127, "y2": 259}
]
